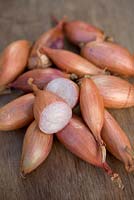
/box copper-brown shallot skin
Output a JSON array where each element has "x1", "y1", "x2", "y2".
[
  {"x1": 102, "y1": 110, "x2": 134, "y2": 172},
  {"x1": 80, "y1": 78, "x2": 104, "y2": 145},
  {"x1": 56, "y1": 115, "x2": 124, "y2": 189},
  {"x1": 63, "y1": 20, "x2": 104, "y2": 47},
  {"x1": 91, "y1": 75, "x2": 134, "y2": 108},
  {"x1": 40, "y1": 47, "x2": 104, "y2": 77},
  {"x1": 0, "y1": 93, "x2": 34, "y2": 131},
  {"x1": 28, "y1": 20, "x2": 64, "y2": 69},
  {"x1": 56, "y1": 115, "x2": 104, "y2": 167},
  {"x1": 81, "y1": 41, "x2": 134, "y2": 76},
  {"x1": 9, "y1": 68, "x2": 69, "y2": 92},
  {"x1": 0, "y1": 40, "x2": 31, "y2": 91},
  {"x1": 21, "y1": 121, "x2": 53, "y2": 175}
]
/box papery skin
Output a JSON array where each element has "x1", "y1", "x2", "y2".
[
  {"x1": 91, "y1": 75, "x2": 134, "y2": 108},
  {"x1": 21, "y1": 121, "x2": 53, "y2": 175},
  {"x1": 9, "y1": 68, "x2": 69, "y2": 92},
  {"x1": 40, "y1": 47, "x2": 104, "y2": 77},
  {"x1": 102, "y1": 110, "x2": 134, "y2": 172},
  {"x1": 0, "y1": 93, "x2": 34, "y2": 131},
  {"x1": 81, "y1": 41, "x2": 134, "y2": 76},
  {"x1": 56, "y1": 115, "x2": 103, "y2": 167},
  {"x1": 80, "y1": 78, "x2": 104, "y2": 145},
  {"x1": 28, "y1": 20, "x2": 64, "y2": 69},
  {"x1": 0, "y1": 40, "x2": 31, "y2": 91},
  {"x1": 64, "y1": 20, "x2": 104, "y2": 47},
  {"x1": 56, "y1": 115, "x2": 124, "y2": 189}
]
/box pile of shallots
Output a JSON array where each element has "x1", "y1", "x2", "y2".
[{"x1": 1, "y1": 17, "x2": 134, "y2": 190}]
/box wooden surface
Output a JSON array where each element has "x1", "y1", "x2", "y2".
[{"x1": 0, "y1": 0, "x2": 134, "y2": 199}]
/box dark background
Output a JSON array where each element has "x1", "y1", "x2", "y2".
[{"x1": 0, "y1": 0, "x2": 134, "y2": 199}]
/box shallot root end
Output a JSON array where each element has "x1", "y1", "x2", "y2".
[
  {"x1": 101, "y1": 145, "x2": 106, "y2": 163},
  {"x1": 103, "y1": 163, "x2": 124, "y2": 189},
  {"x1": 0, "y1": 86, "x2": 12, "y2": 95},
  {"x1": 70, "y1": 73, "x2": 78, "y2": 81},
  {"x1": 111, "y1": 173, "x2": 124, "y2": 190},
  {"x1": 105, "y1": 36, "x2": 114, "y2": 42},
  {"x1": 125, "y1": 146, "x2": 134, "y2": 159},
  {"x1": 124, "y1": 146, "x2": 134, "y2": 172},
  {"x1": 20, "y1": 171, "x2": 26, "y2": 179},
  {"x1": 28, "y1": 78, "x2": 39, "y2": 94}
]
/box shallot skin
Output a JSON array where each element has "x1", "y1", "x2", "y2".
[
  {"x1": 56, "y1": 115, "x2": 124, "y2": 189},
  {"x1": 56, "y1": 115, "x2": 103, "y2": 167},
  {"x1": 102, "y1": 110, "x2": 134, "y2": 172},
  {"x1": 45, "y1": 78, "x2": 79, "y2": 108},
  {"x1": 28, "y1": 20, "x2": 64, "y2": 69},
  {"x1": 21, "y1": 121, "x2": 53, "y2": 175},
  {"x1": 80, "y1": 78, "x2": 104, "y2": 145},
  {"x1": 63, "y1": 20, "x2": 104, "y2": 47},
  {"x1": 0, "y1": 93, "x2": 34, "y2": 131},
  {"x1": 81, "y1": 41, "x2": 134, "y2": 76},
  {"x1": 0, "y1": 40, "x2": 31, "y2": 91},
  {"x1": 9, "y1": 68, "x2": 69, "y2": 92},
  {"x1": 40, "y1": 47, "x2": 104, "y2": 77},
  {"x1": 91, "y1": 75, "x2": 134, "y2": 108}
]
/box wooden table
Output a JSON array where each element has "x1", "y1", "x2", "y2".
[{"x1": 0, "y1": 0, "x2": 134, "y2": 199}]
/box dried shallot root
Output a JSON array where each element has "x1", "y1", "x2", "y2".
[
  {"x1": 79, "y1": 78, "x2": 106, "y2": 162},
  {"x1": 9, "y1": 68, "x2": 70, "y2": 93},
  {"x1": 91, "y1": 75, "x2": 134, "y2": 108},
  {"x1": 63, "y1": 19, "x2": 105, "y2": 47},
  {"x1": 0, "y1": 40, "x2": 31, "y2": 94},
  {"x1": 28, "y1": 78, "x2": 72, "y2": 134},
  {"x1": 45, "y1": 77, "x2": 79, "y2": 108},
  {"x1": 40, "y1": 47, "x2": 104, "y2": 77},
  {"x1": 20, "y1": 121, "x2": 53, "y2": 176},
  {"x1": 81, "y1": 41, "x2": 134, "y2": 76},
  {"x1": 28, "y1": 19, "x2": 65, "y2": 70},
  {"x1": 56, "y1": 115, "x2": 124, "y2": 189},
  {"x1": 0, "y1": 93, "x2": 34, "y2": 131},
  {"x1": 102, "y1": 110, "x2": 134, "y2": 173}
]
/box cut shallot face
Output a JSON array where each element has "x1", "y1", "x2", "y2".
[
  {"x1": 39, "y1": 102, "x2": 72, "y2": 134},
  {"x1": 45, "y1": 78, "x2": 79, "y2": 108}
]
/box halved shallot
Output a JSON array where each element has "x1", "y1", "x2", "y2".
[
  {"x1": 28, "y1": 78, "x2": 72, "y2": 134},
  {"x1": 45, "y1": 77, "x2": 79, "y2": 108}
]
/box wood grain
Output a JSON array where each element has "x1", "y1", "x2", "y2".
[{"x1": 0, "y1": 0, "x2": 134, "y2": 199}]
